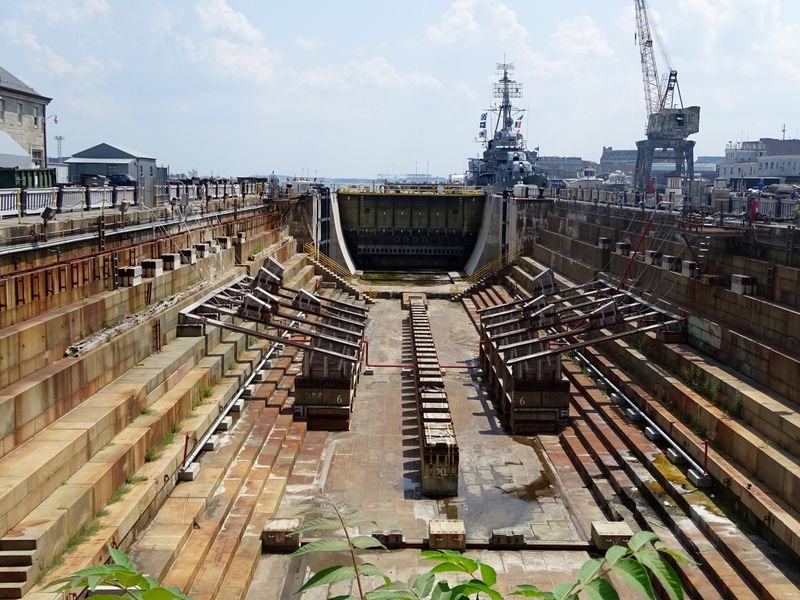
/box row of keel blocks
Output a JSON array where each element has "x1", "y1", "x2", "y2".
[{"x1": 410, "y1": 298, "x2": 459, "y2": 497}]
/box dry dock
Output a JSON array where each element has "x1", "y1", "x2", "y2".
[{"x1": 0, "y1": 189, "x2": 798, "y2": 599}]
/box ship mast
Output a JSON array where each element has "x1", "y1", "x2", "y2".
[{"x1": 493, "y1": 62, "x2": 522, "y2": 135}]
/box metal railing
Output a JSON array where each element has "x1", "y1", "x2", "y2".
[
  {"x1": 336, "y1": 183, "x2": 484, "y2": 196},
  {"x1": 302, "y1": 242, "x2": 376, "y2": 299},
  {"x1": 451, "y1": 244, "x2": 522, "y2": 298}
]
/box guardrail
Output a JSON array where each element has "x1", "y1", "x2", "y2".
[
  {"x1": 451, "y1": 244, "x2": 522, "y2": 298},
  {"x1": 302, "y1": 242, "x2": 376, "y2": 299},
  {"x1": 114, "y1": 186, "x2": 136, "y2": 206},
  {"x1": 546, "y1": 186, "x2": 800, "y2": 219},
  {"x1": 23, "y1": 188, "x2": 56, "y2": 215},
  {"x1": 164, "y1": 182, "x2": 246, "y2": 201},
  {"x1": 86, "y1": 187, "x2": 113, "y2": 210},
  {"x1": 60, "y1": 186, "x2": 85, "y2": 212},
  {"x1": 0, "y1": 188, "x2": 20, "y2": 218},
  {"x1": 337, "y1": 183, "x2": 484, "y2": 195}
]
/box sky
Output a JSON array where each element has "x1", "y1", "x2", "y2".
[{"x1": 1, "y1": 0, "x2": 799, "y2": 178}]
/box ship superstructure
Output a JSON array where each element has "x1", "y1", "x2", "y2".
[{"x1": 466, "y1": 63, "x2": 547, "y2": 190}]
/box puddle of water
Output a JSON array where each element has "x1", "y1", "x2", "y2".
[
  {"x1": 510, "y1": 435, "x2": 558, "y2": 499},
  {"x1": 440, "y1": 498, "x2": 460, "y2": 519},
  {"x1": 651, "y1": 452, "x2": 690, "y2": 487},
  {"x1": 518, "y1": 473, "x2": 555, "y2": 500}
]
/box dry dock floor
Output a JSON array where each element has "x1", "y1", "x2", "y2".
[{"x1": 249, "y1": 299, "x2": 589, "y2": 598}]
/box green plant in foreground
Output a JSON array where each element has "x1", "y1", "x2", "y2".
[
  {"x1": 46, "y1": 546, "x2": 190, "y2": 600},
  {"x1": 292, "y1": 494, "x2": 689, "y2": 600}
]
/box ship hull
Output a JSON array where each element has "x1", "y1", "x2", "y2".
[{"x1": 336, "y1": 188, "x2": 486, "y2": 271}]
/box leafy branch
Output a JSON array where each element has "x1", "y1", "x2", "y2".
[
  {"x1": 291, "y1": 495, "x2": 690, "y2": 600},
  {"x1": 44, "y1": 546, "x2": 191, "y2": 600}
]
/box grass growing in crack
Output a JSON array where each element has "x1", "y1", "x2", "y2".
[
  {"x1": 45, "y1": 520, "x2": 102, "y2": 574},
  {"x1": 109, "y1": 483, "x2": 132, "y2": 505},
  {"x1": 145, "y1": 431, "x2": 175, "y2": 463},
  {"x1": 726, "y1": 390, "x2": 744, "y2": 419},
  {"x1": 691, "y1": 419, "x2": 709, "y2": 440},
  {"x1": 139, "y1": 406, "x2": 152, "y2": 416}
]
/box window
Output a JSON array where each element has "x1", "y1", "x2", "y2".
[
  {"x1": 149, "y1": 166, "x2": 153, "y2": 176},
  {"x1": 0, "y1": 99, "x2": 4, "y2": 121},
  {"x1": 17, "y1": 101, "x2": 23, "y2": 125},
  {"x1": 33, "y1": 106, "x2": 39, "y2": 127},
  {"x1": 31, "y1": 150, "x2": 43, "y2": 167}
]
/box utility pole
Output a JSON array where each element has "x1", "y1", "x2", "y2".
[{"x1": 54, "y1": 135, "x2": 64, "y2": 159}]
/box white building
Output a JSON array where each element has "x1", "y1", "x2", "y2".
[{"x1": 718, "y1": 138, "x2": 800, "y2": 189}]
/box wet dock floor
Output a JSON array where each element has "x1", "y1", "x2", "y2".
[{"x1": 318, "y1": 298, "x2": 581, "y2": 542}]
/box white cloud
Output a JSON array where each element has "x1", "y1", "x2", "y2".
[
  {"x1": 294, "y1": 56, "x2": 440, "y2": 91},
  {"x1": 0, "y1": 18, "x2": 102, "y2": 77},
  {"x1": 295, "y1": 36, "x2": 325, "y2": 50},
  {"x1": 182, "y1": 0, "x2": 278, "y2": 84},
  {"x1": 551, "y1": 15, "x2": 613, "y2": 58},
  {"x1": 183, "y1": 37, "x2": 277, "y2": 84},
  {"x1": 196, "y1": 0, "x2": 262, "y2": 43},
  {"x1": 426, "y1": 0, "x2": 480, "y2": 45},
  {"x1": 24, "y1": 0, "x2": 109, "y2": 24}
]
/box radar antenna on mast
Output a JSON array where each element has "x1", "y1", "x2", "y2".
[{"x1": 493, "y1": 63, "x2": 522, "y2": 133}]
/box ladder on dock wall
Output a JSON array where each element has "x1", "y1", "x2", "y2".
[
  {"x1": 451, "y1": 245, "x2": 522, "y2": 300},
  {"x1": 302, "y1": 242, "x2": 376, "y2": 299}
]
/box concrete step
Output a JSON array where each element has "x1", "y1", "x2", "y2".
[
  {"x1": 218, "y1": 427, "x2": 322, "y2": 600},
  {"x1": 566, "y1": 397, "x2": 727, "y2": 599},
  {"x1": 162, "y1": 412, "x2": 294, "y2": 593},
  {"x1": 186, "y1": 420, "x2": 305, "y2": 600},
  {"x1": 600, "y1": 337, "x2": 800, "y2": 520},
  {"x1": 0, "y1": 552, "x2": 32, "y2": 568},
  {"x1": 0, "y1": 566, "x2": 30, "y2": 583},
  {"x1": 27, "y1": 331, "x2": 271, "y2": 594},
  {"x1": 584, "y1": 345, "x2": 800, "y2": 560},
  {"x1": 566, "y1": 362, "x2": 786, "y2": 600},
  {"x1": 663, "y1": 341, "x2": 800, "y2": 460},
  {"x1": 0, "y1": 582, "x2": 23, "y2": 599},
  {"x1": 283, "y1": 264, "x2": 316, "y2": 292},
  {"x1": 128, "y1": 403, "x2": 269, "y2": 583}
]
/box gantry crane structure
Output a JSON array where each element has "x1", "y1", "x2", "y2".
[{"x1": 633, "y1": 0, "x2": 700, "y2": 191}]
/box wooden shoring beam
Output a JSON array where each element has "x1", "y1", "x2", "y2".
[
  {"x1": 205, "y1": 302, "x2": 362, "y2": 350},
  {"x1": 182, "y1": 314, "x2": 359, "y2": 362},
  {"x1": 497, "y1": 310, "x2": 660, "y2": 352},
  {"x1": 253, "y1": 287, "x2": 366, "y2": 331},
  {"x1": 274, "y1": 288, "x2": 368, "y2": 321},
  {"x1": 505, "y1": 319, "x2": 681, "y2": 366}
]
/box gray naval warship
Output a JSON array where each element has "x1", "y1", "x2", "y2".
[
  {"x1": 465, "y1": 62, "x2": 548, "y2": 191},
  {"x1": 332, "y1": 63, "x2": 545, "y2": 271}
]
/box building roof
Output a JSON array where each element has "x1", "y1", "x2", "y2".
[
  {"x1": 64, "y1": 157, "x2": 135, "y2": 165},
  {"x1": 0, "y1": 131, "x2": 33, "y2": 168},
  {"x1": 0, "y1": 66, "x2": 51, "y2": 101},
  {"x1": 72, "y1": 142, "x2": 155, "y2": 160}
]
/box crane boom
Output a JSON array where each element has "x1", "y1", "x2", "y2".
[{"x1": 634, "y1": 0, "x2": 663, "y2": 121}]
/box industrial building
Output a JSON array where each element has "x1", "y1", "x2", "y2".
[
  {"x1": 65, "y1": 142, "x2": 158, "y2": 205},
  {"x1": 718, "y1": 138, "x2": 800, "y2": 189}
]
